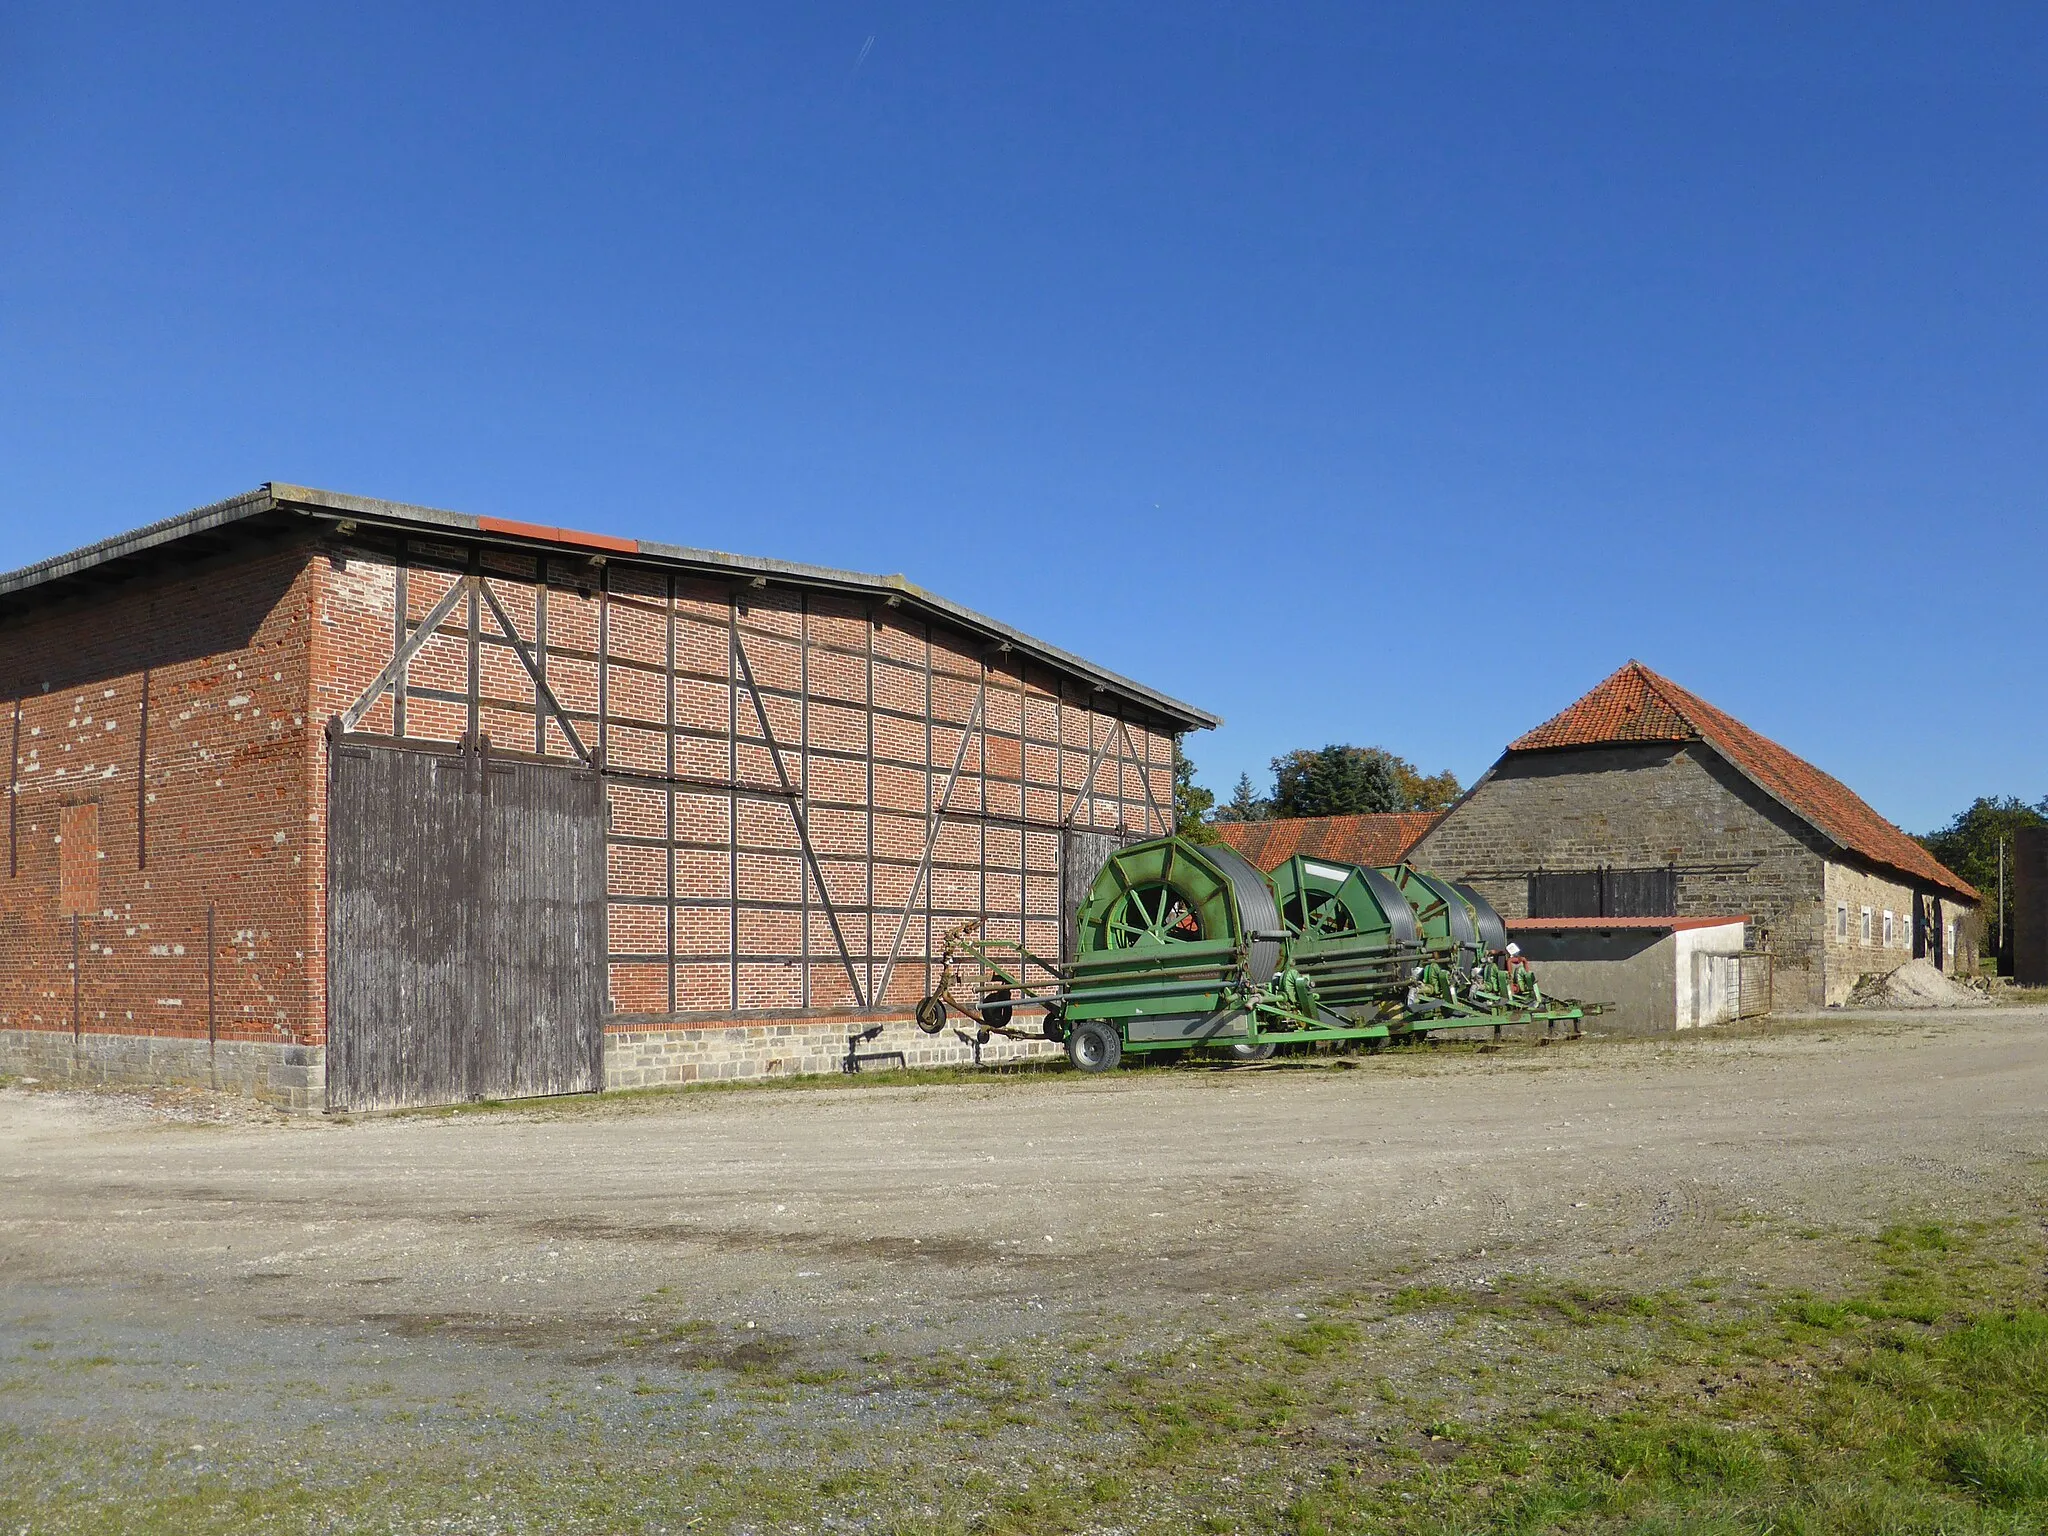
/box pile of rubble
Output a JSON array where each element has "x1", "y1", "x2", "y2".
[{"x1": 1844, "y1": 958, "x2": 1991, "y2": 1010}]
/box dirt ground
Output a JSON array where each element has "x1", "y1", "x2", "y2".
[{"x1": 1, "y1": 1008, "x2": 2044, "y2": 1528}]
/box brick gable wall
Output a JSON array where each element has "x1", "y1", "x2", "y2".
[{"x1": 0, "y1": 537, "x2": 321, "y2": 1073}]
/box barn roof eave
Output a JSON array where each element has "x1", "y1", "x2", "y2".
[
  {"x1": 0, "y1": 488, "x2": 277, "y2": 600},
  {"x1": 0, "y1": 483, "x2": 1222, "y2": 732}
]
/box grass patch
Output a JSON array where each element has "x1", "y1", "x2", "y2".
[{"x1": 2, "y1": 1218, "x2": 2041, "y2": 1532}]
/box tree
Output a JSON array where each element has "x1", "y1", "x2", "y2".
[
  {"x1": 1918, "y1": 795, "x2": 2048, "y2": 963},
  {"x1": 1266, "y1": 745, "x2": 1462, "y2": 816},
  {"x1": 1389, "y1": 761, "x2": 1463, "y2": 813},
  {"x1": 1172, "y1": 739, "x2": 1218, "y2": 843},
  {"x1": 1214, "y1": 773, "x2": 1270, "y2": 823},
  {"x1": 1271, "y1": 745, "x2": 1403, "y2": 817}
]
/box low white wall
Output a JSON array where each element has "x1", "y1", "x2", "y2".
[{"x1": 1676, "y1": 922, "x2": 1750, "y2": 1028}]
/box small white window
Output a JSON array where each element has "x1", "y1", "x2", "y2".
[
  {"x1": 1860, "y1": 907, "x2": 1872, "y2": 944},
  {"x1": 1882, "y1": 910, "x2": 1894, "y2": 947},
  {"x1": 1836, "y1": 902, "x2": 1848, "y2": 941}
]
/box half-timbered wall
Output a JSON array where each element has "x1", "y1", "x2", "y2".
[{"x1": 314, "y1": 534, "x2": 1178, "y2": 1021}]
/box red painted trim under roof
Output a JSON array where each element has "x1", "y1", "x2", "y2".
[{"x1": 476, "y1": 515, "x2": 640, "y2": 555}]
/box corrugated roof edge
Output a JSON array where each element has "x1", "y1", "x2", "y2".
[
  {"x1": 0, "y1": 483, "x2": 1221, "y2": 731},
  {"x1": 0, "y1": 487, "x2": 277, "y2": 598}
]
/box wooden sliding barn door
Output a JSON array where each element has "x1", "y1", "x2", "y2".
[{"x1": 327, "y1": 739, "x2": 605, "y2": 1111}]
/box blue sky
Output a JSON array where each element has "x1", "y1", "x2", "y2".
[{"x1": 3, "y1": 3, "x2": 2041, "y2": 832}]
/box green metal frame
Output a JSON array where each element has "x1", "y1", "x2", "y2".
[{"x1": 918, "y1": 837, "x2": 1588, "y2": 1062}]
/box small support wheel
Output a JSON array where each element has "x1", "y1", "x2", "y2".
[
  {"x1": 1065, "y1": 1019, "x2": 1123, "y2": 1073},
  {"x1": 1227, "y1": 1040, "x2": 1277, "y2": 1063},
  {"x1": 1040, "y1": 1004, "x2": 1068, "y2": 1043},
  {"x1": 914, "y1": 994, "x2": 948, "y2": 1035},
  {"x1": 980, "y1": 985, "x2": 1013, "y2": 1032}
]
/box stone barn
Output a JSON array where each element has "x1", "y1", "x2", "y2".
[
  {"x1": 0, "y1": 484, "x2": 1214, "y2": 1108},
  {"x1": 1411, "y1": 661, "x2": 1978, "y2": 1009}
]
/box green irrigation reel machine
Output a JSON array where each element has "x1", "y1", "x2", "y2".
[{"x1": 915, "y1": 835, "x2": 1588, "y2": 1073}]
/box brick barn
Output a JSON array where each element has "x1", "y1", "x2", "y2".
[
  {"x1": 1410, "y1": 661, "x2": 1979, "y2": 1008},
  {"x1": 0, "y1": 485, "x2": 1214, "y2": 1109}
]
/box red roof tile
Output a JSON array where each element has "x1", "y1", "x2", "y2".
[
  {"x1": 1212, "y1": 812, "x2": 1438, "y2": 872},
  {"x1": 1508, "y1": 662, "x2": 1977, "y2": 902}
]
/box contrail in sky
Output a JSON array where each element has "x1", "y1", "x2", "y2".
[{"x1": 850, "y1": 34, "x2": 875, "y2": 79}]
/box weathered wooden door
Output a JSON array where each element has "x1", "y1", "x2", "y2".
[
  {"x1": 1060, "y1": 829, "x2": 1126, "y2": 963},
  {"x1": 327, "y1": 741, "x2": 606, "y2": 1111}
]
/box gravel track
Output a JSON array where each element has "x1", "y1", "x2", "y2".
[{"x1": 1, "y1": 1009, "x2": 2042, "y2": 1462}]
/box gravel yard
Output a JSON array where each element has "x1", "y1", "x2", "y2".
[{"x1": 2, "y1": 1009, "x2": 2044, "y2": 1532}]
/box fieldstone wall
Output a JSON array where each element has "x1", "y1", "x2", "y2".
[
  {"x1": 1, "y1": 1013, "x2": 1059, "y2": 1108},
  {"x1": 0, "y1": 1028, "x2": 323, "y2": 1109},
  {"x1": 1412, "y1": 744, "x2": 1832, "y2": 1006},
  {"x1": 1819, "y1": 862, "x2": 1921, "y2": 1005},
  {"x1": 604, "y1": 1013, "x2": 1060, "y2": 1088}
]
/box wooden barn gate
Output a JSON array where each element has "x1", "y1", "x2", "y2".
[{"x1": 327, "y1": 737, "x2": 607, "y2": 1111}]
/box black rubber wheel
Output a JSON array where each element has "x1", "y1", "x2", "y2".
[
  {"x1": 1040, "y1": 1004, "x2": 1068, "y2": 1043},
  {"x1": 914, "y1": 994, "x2": 948, "y2": 1035},
  {"x1": 1227, "y1": 1040, "x2": 1277, "y2": 1063},
  {"x1": 980, "y1": 985, "x2": 1013, "y2": 1032},
  {"x1": 1066, "y1": 1019, "x2": 1123, "y2": 1073}
]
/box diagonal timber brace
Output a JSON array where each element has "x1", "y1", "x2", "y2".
[
  {"x1": 339, "y1": 578, "x2": 472, "y2": 733},
  {"x1": 1119, "y1": 720, "x2": 1171, "y2": 836},
  {"x1": 1062, "y1": 717, "x2": 1121, "y2": 829},
  {"x1": 875, "y1": 679, "x2": 988, "y2": 1005},
  {"x1": 475, "y1": 578, "x2": 591, "y2": 764},
  {"x1": 732, "y1": 632, "x2": 869, "y2": 1009},
  {"x1": 339, "y1": 575, "x2": 593, "y2": 766}
]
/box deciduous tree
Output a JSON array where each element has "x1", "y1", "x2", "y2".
[
  {"x1": 1918, "y1": 795, "x2": 2048, "y2": 963},
  {"x1": 1172, "y1": 740, "x2": 1218, "y2": 843}
]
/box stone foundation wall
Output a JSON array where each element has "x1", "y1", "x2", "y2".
[
  {"x1": 604, "y1": 1013, "x2": 1061, "y2": 1089},
  {"x1": 0, "y1": 1028, "x2": 324, "y2": 1110},
  {"x1": 0, "y1": 1013, "x2": 1060, "y2": 1111}
]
